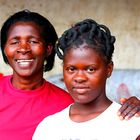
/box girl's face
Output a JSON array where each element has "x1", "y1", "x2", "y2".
[
  {"x1": 4, "y1": 21, "x2": 52, "y2": 78},
  {"x1": 63, "y1": 44, "x2": 113, "y2": 104}
]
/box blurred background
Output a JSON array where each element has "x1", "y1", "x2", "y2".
[
  {"x1": 0, "y1": 0, "x2": 140, "y2": 75},
  {"x1": 0, "y1": 0, "x2": 140, "y2": 101}
]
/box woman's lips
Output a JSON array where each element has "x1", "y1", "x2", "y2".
[{"x1": 16, "y1": 59, "x2": 34, "y2": 68}]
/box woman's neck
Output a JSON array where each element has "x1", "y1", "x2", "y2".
[{"x1": 11, "y1": 73, "x2": 44, "y2": 90}]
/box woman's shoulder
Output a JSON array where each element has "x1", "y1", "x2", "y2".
[
  {"x1": 44, "y1": 80, "x2": 68, "y2": 93},
  {"x1": 43, "y1": 80, "x2": 73, "y2": 104},
  {"x1": 0, "y1": 75, "x2": 12, "y2": 83}
]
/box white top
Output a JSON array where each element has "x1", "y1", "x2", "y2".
[{"x1": 33, "y1": 102, "x2": 140, "y2": 140}]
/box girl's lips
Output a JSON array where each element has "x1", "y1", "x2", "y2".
[
  {"x1": 73, "y1": 86, "x2": 90, "y2": 93},
  {"x1": 73, "y1": 85, "x2": 89, "y2": 89}
]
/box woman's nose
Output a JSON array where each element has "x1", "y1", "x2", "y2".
[{"x1": 17, "y1": 42, "x2": 31, "y2": 54}]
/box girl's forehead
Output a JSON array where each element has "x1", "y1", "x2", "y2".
[
  {"x1": 67, "y1": 43, "x2": 106, "y2": 59},
  {"x1": 64, "y1": 46, "x2": 99, "y2": 60},
  {"x1": 64, "y1": 46, "x2": 107, "y2": 64},
  {"x1": 63, "y1": 48, "x2": 105, "y2": 68},
  {"x1": 67, "y1": 44, "x2": 95, "y2": 54}
]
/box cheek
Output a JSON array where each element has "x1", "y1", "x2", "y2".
[
  {"x1": 90, "y1": 76, "x2": 106, "y2": 89},
  {"x1": 4, "y1": 46, "x2": 16, "y2": 58},
  {"x1": 32, "y1": 46, "x2": 47, "y2": 56},
  {"x1": 63, "y1": 73, "x2": 68, "y2": 84},
  {"x1": 63, "y1": 73, "x2": 72, "y2": 86},
  {"x1": 91, "y1": 77, "x2": 102, "y2": 84}
]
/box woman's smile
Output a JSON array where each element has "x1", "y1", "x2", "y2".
[{"x1": 15, "y1": 59, "x2": 35, "y2": 69}]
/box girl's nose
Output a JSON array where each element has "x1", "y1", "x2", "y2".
[{"x1": 74, "y1": 71, "x2": 87, "y2": 83}]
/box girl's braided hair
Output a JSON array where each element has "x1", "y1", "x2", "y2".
[{"x1": 55, "y1": 19, "x2": 116, "y2": 63}]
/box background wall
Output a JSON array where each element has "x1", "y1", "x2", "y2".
[{"x1": 0, "y1": 0, "x2": 140, "y2": 78}]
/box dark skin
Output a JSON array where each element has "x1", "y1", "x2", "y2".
[
  {"x1": 118, "y1": 97, "x2": 140, "y2": 120},
  {"x1": 63, "y1": 45, "x2": 140, "y2": 121},
  {"x1": 4, "y1": 21, "x2": 140, "y2": 120},
  {"x1": 4, "y1": 21, "x2": 52, "y2": 90},
  {"x1": 63, "y1": 45, "x2": 113, "y2": 122},
  {"x1": 62, "y1": 44, "x2": 139, "y2": 139},
  {"x1": 136, "y1": 135, "x2": 140, "y2": 140}
]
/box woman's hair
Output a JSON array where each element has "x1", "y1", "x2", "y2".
[
  {"x1": 0, "y1": 9, "x2": 58, "y2": 72},
  {"x1": 55, "y1": 19, "x2": 116, "y2": 63}
]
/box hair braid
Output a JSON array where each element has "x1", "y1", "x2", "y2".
[{"x1": 55, "y1": 19, "x2": 116, "y2": 62}]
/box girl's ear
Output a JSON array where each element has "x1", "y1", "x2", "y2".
[
  {"x1": 107, "y1": 61, "x2": 113, "y2": 78},
  {"x1": 46, "y1": 44, "x2": 53, "y2": 57}
]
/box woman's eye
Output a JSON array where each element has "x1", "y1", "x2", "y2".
[
  {"x1": 29, "y1": 40, "x2": 39, "y2": 44},
  {"x1": 67, "y1": 67, "x2": 76, "y2": 72},
  {"x1": 10, "y1": 41, "x2": 19, "y2": 45}
]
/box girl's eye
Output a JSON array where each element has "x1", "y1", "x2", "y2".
[{"x1": 87, "y1": 67, "x2": 96, "y2": 73}]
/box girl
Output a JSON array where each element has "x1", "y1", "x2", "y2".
[{"x1": 33, "y1": 19, "x2": 140, "y2": 140}]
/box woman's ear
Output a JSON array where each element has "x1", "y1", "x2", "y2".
[
  {"x1": 46, "y1": 44, "x2": 53, "y2": 57},
  {"x1": 107, "y1": 61, "x2": 113, "y2": 78}
]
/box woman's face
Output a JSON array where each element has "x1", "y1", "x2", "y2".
[
  {"x1": 63, "y1": 45, "x2": 113, "y2": 104},
  {"x1": 4, "y1": 21, "x2": 52, "y2": 78}
]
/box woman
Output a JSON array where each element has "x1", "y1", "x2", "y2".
[{"x1": 0, "y1": 10, "x2": 73, "y2": 140}]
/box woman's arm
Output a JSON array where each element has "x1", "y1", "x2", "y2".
[{"x1": 117, "y1": 97, "x2": 140, "y2": 120}]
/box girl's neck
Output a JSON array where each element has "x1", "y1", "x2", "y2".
[{"x1": 69, "y1": 97, "x2": 112, "y2": 122}]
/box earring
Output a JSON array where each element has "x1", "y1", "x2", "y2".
[
  {"x1": 107, "y1": 73, "x2": 111, "y2": 78},
  {"x1": 44, "y1": 60, "x2": 47, "y2": 65},
  {"x1": 43, "y1": 60, "x2": 47, "y2": 71}
]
